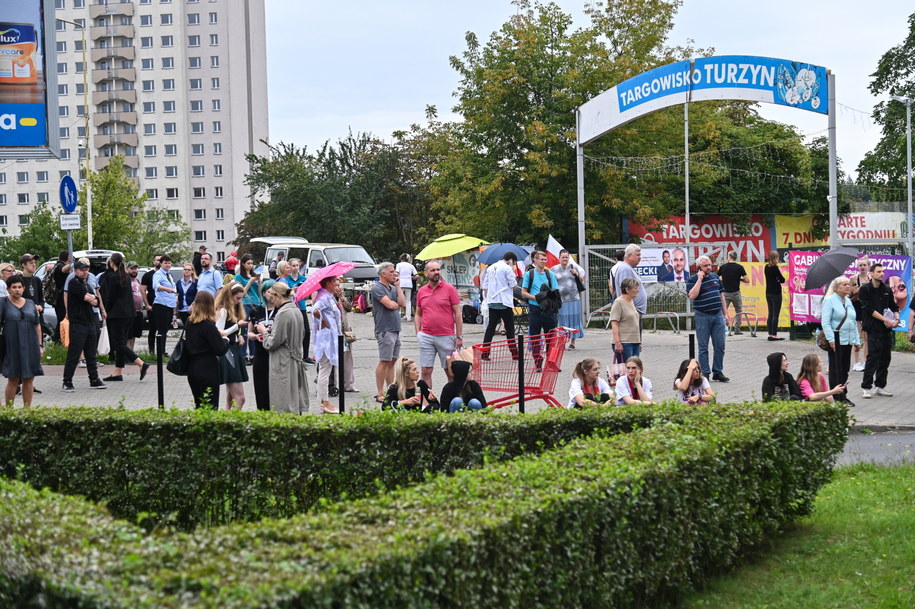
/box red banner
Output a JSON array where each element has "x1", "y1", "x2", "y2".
[{"x1": 628, "y1": 215, "x2": 773, "y2": 263}]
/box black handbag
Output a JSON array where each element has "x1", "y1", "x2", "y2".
[
  {"x1": 166, "y1": 329, "x2": 189, "y2": 376},
  {"x1": 573, "y1": 273, "x2": 586, "y2": 293}
]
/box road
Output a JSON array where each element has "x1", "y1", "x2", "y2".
[{"x1": 838, "y1": 431, "x2": 915, "y2": 466}]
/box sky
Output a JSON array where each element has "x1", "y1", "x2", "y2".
[{"x1": 265, "y1": 0, "x2": 914, "y2": 180}]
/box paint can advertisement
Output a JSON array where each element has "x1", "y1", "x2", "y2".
[{"x1": 0, "y1": 1, "x2": 48, "y2": 148}]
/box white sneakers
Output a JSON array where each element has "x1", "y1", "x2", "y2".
[
  {"x1": 862, "y1": 388, "x2": 872, "y2": 399},
  {"x1": 874, "y1": 387, "x2": 893, "y2": 397},
  {"x1": 853, "y1": 362, "x2": 865, "y2": 372}
]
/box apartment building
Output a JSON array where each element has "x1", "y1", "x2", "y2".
[{"x1": 2, "y1": 0, "x2": 268, "y2": 262}]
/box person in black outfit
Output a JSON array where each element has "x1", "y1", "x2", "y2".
[
  {"x1": 183, "y1": 291, "x2": 229, "y2": 409},
  {"x1": 51, "y1": 250, "x2": 70, "y2": 342},
  {"x1": 718, "y1": 251, "x2": 748, "y2": 334},
  {"x1": 764, "y1": 250, "x2": 785, "y2": 340},
  {"x1": 192, "y1": 245, "x2": 206, "y2": 277},
  {"x1": 858, "y1": 263, "x2": 900, "y2": 398},
  {"x1": 62, "y1": 260, "x2": 107, "y2": 392},
  {"x1": 440, "y1": 360, "x2": 487, "y2": 412},
  {"x1": 761, "y1": 352, "x2": 801, "y2": 401},
  {"x1": 99, "y1": 253, "x2": 151, "y2": 382},
  {"x1": 141, "y1": 254, "x2": 161, "y2": 353}
]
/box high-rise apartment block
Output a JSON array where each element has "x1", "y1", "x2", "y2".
[{"x1": 3, "y1": 0, "x2": 268, "y2": 262}]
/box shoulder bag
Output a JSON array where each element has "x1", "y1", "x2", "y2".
[
  {"x1": 166, "y1": 328, "x2": 189, "y2": 376},
  {"x1": 817, "y1": 302, "x2": 848, "y2": 351}
]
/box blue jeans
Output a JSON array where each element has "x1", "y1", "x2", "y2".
[
  {"x1": 527, "y1": 305, "x2": 557, "y2": 363},
  {"x1": 694, "y1": 309, "x2": 726, "y2": 376},
  {"x1": 621, "y1": 343, "x2": 641, "y2": 360},
  {"x1": 449, "y1": 397, "x2": 483, "y2": 412}
]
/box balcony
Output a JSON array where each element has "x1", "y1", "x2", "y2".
[
  {"x1": 92, "y1": 89, "x2": 137, "y2": 105},
  {"x1": 92, "y1": 111, "x2": 137, "y2": 127},
  {"x1": 91, "y1": 67, "x2": 136, "y2": 84},
  {"x1": 96, "y1": 154, "x2": 139, "y2": 171},
  {"x1": 90, "y1": 46, "x2": 136, "y2": 63},
  {"x1": 89, "y1": 3, "x2": 135, "y2": 19},
  {"x1": 94, "y1": 132, "x2": 138, "y2": 149},
  {"x1": 89, "y1": 25, "x2": 135, "y2": 40}
]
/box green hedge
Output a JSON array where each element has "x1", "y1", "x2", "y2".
[
  {"x1": 0, "y1": 402, "x2": 848, "y2": 608},
  {"x1": 0, "y1": 405, "x2": 656, "y2": 530}
]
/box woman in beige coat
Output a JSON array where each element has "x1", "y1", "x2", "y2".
[{"x1": 256, "y1": 282, "x2": 310, "y2": 414}]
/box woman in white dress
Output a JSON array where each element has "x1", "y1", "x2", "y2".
[{"x1": 396, "y1": 254, "x2": 418, "y2": 320}]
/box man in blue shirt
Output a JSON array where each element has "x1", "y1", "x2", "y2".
[
  {"x1": 152, "y1": 255, "x2": 177, "y2": 356},
  {"x1": 686, "y1": 255, "x2": 729, "y2": 382},
  {"x1": 520, "y1": 250, "x2": 559, "y2": 370},
  {"x1": 196, "y1": 252, "x2": 223, "y2": 297}
]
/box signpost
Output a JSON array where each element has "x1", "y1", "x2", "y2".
[{"x1": 59, "y1": 175, "x2": 78, "y2": 256}]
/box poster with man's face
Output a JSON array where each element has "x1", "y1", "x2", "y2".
[{"x1": 637, "y1": 247, "x2": 690, "y2": 283}]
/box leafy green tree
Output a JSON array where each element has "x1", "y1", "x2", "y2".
[
  {"x1": 857, "y1": 12, "x2": 915, "y2": 188},
  {"x1": 0, "y1": 203, "x2": 68, "y2": 263}
]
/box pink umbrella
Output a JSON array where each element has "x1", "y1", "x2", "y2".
[{"x1": 294, "y1": 261, "x2": 358, "y2": 302}]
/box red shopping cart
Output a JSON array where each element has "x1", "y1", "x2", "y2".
[{"x1": 472, "y1": 327, "x2": 578, "y2": 409}]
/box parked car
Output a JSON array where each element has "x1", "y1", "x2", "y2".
[
  {"x1": 34, "y1": 250, "x2": 124, "y2": 335},
  {"x1": 250, "y1": 236, "x2": 378, "y2": 283}
]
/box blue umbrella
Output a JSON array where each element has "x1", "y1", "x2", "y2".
[{"x1": 477, "y1": 243, "x2": 530, "y2": 266}]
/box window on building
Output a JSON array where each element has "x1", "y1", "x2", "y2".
[
  {"x1": 165, "y1": 166, "x2": 178, "y2": 177},
  {"x1": 210, "y1": 34, "x2": 219, "y2": 46},
  {"x1": 191, "y1": 144, "x2": 204, "y2": 155},
  {"x1": 75, "y1": 83, "x2": 84, "y2": 94},
  {"x1": 189, "y1": 78, "x2": 202, "y2": 90},
  {"x1": 144, "y1": 123, "x2": 156, "y2": 135},
  {"x1": 57, "y1": 105, "x2": 68, "y2": 117},
  {"x1": 161, "y1": 35, "x2": 174, "y2": 47},
  {"x1": 212, "y1": 143, "x2": 222, "y2": 155},
  {"x1": 36, "y1": 171, "x2": 48, "y2": 182},
  {"x1": 164, "y1": 123, "x2": 177, "y2": 134},
  {"x1": 76, "y1": 105, "x2": 85, "y2": 117},
  {"x1": 193, "y1": 209, "x2": 206, "y2": 220},
  {"x1": 210, "y1": 77, "x2": 220, "y2": 89},
  {"x1": 210, "y1": 55, "x2": 219, "y2": 68},
  {"x1": 142, "y1": 101, "x2": 155, "y2": 113},
  {"x1": 192, "y1": 165, "x2": 205, "y2": 177},
  {"x1": 162, "y1": 57, "x2": 174, "y2": 69},
  {"x1": 55, "y1": 0, "x2": 65, "y2": 8},
  {"x1": 163, "y1": 100, "x2": 176, "y2": 112},
  {"x1": 166, "y1": 188, "x2": 178, "y2": 199},
  {"x1": 160, "y1": 14, "x2": 173, "y2": 25},
  {"x1": 37, "y1": 192, "x2": 49, "y2": 203},
  {"x1": 163, "y1": 79, "x2": 175, "y2": 90},
  {"x1": 193, "y1": 187, "x2": 206, "y2": 198},
  {"x1": 140, "y1": 15, "x2": 152, "y2": 27},
  {"x1": 188, "y1": 35, "x2": 200, "y2": 47},
  {"x1": 209, "y1": 12, "x2": 218, "y2": 24},
  {"x1": 18, "y1": 194, "x2": 29, "y2": 204},
  {"x1": 58, "y1": 170, "x2": 70, "y2": 179},
  {"x1": 146, "y1": 188, "x2": 158, "y2": 199},
  {"x1": 0, "y1": 173, "x2": 5, "y2": 184},
  {"x1": 19, "y1": 215, "x2": 30, "y2": 226},
  {"x1": 212, "y1": 121, "x2": 221, "y2": 133},
  {"x1": 57, "y1": 62, "x2": 67, "y2": 74},
  {"x1": 214, "y1": 186, "x2": 223, "y2": 198},
  {"x1": 165, "y1": 144, "x2": 177, "y2": 155},
  {"x1": 191, "y1": 122, "x2": 204, "y2": 133},
  {"x1": 188, "y1": 56, "x2": 201, "y2": 68},
  {"x1": 60, "y1": 127, "x2": 70, "y2": 139},
  {"x1": 145, "y1": 167, "x2": 157, "y2": 179},
  {"x1": 142, "y1": 80, "x2": 154, "y2": 92},
  {"x1": 58, "y1": 83, "x2": 68, "y2": 95},
  {"x1": 73, "y1": 0, "x2": 84, "y2": 7},
  {"x1": 56, "y1": 41, "x2": 67, "y2": 53},
  {"x1": 213, "y1": 165, "x2": 223, "y2": 176},
  {"x1": 76, "y1": 126, "x2": 85, "y2": 137},
  {"x1": 215, "y1": 208, "x2": 224, "y2": 219},
  {"x1": 194, "y1": 231, "x2": 207, "y2": 241},
  {"x1": 216, "y1": 230, "x2": 225, "y2": 241},
  {"x1": 16, "y1": 172, "x2": 28, "y2": 183},
  {"x1": 141, "y1": 58, "x2": 153, "y2": 70},
  {"x1": 56, "y1": 20, "x2": 66, "y2": 31},
  {"x1": 190, "y1": 100, "x2": 203, "y2": 112},
  {"x1": 144, "y1": 145, "x2": 156, "y2": 156},
  {"x1": 60, "y1": 149, "x2": 71, "y2": 159},
  {"x1": 187, "y1": 13, "x2": 200, "y2": 25},
  {"x1": 141, "y1": 36, "x2": 153, "y2": 48},
  {"x1": 211, "y1": 99, "x2": 221, "y2": 111}
]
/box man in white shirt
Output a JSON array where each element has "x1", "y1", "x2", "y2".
[{"x1": 481, "y1": 251, "x2": 520, "y2": 358}]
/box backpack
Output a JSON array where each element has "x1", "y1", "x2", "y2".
[{"x1": 42, "y1": 267, "x2": 58, "y2": 305}]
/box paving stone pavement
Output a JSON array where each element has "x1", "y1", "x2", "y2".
[{"x1": 22, "y1": 312, "x2": 915, "y2": 428}]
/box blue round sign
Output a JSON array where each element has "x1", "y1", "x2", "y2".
[{"x1": 59, "y1": 175, "x2": 78, "y2": 214}]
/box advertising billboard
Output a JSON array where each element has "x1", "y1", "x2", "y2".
[{"x1": 0, "y1": 0, "x2": 59, "y2": 158}]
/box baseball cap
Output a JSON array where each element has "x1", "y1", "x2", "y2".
[
  {"x1": 19, "y1": 253, "x2": 37, "y2": 264},
  {"x1": 74, "y1": 260, "x2": 90, "y2": 270},
  {"x1": 127, "y1": 261, "x2": 139, "y2": 269}
]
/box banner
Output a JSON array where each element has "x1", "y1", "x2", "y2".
[
  {"x1": 636, "y1": 247, "x2": 690, "y2": 283},
  {"x1": 0, "y1": 1, "x2": 49, "y2": 148},
  {"x1": 438, "y1": 250, "x2": 481, "y2": 289},
  {"x1": 788, "y1": 252, "x2": 911, "y2": 331},
  {"x1": 628, "y1": 214, "x2": 773, "y2": 263},
  {"x1": 579, "y1": 55, "x2": 829, "y2": 144}
]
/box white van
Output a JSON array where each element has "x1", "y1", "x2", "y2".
[{"x1": 251, "y1": 237, "x2": 378, "y2": 283}]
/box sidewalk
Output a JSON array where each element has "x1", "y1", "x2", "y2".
[{"x1": 25, "y1": 312, "x2": 915, "y2": 428}]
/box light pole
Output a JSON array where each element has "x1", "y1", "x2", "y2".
[
  {"x1": 891, "y1": 95, "x2": 913, "y2": 256},
  {"x1": 56, "y1": 17, "x2": 93, "y2": 249}
]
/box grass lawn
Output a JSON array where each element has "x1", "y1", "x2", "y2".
[{"x1": 680, "y1": 463, "x2": 915, "y2": 608}]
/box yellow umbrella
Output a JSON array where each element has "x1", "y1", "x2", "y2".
[{"x1": 415, "y1": 234, "x2": 490, "y2": 260}]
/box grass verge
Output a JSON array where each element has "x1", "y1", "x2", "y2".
[{"x1": 680, "y1": 463, "x2": 915, "y2": 608}]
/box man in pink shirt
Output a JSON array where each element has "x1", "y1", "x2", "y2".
[{"x1": 414, "y1": 261, "x2": 463, "y2": 387}]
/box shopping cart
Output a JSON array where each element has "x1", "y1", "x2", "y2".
[{"x1": 473, "y1": 327, "x2": 578, "y2": 409}]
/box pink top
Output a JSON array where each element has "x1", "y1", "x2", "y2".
[
  {"x1": 799, "y1": 373, "x2": 829, "y2": 400},
  {"x1": 416, "y1": 280, "x2": 460, "y2": 336}
]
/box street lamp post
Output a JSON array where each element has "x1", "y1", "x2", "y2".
[
  {"x1": 56, "y1": 18, "x2": 93, "y2": 249},
  {"x1": 891, "y1": 95, "x2": 913, "y2": 256}
]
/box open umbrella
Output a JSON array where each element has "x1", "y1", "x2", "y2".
[
  {"x1": 476, "y1": 243, "x2": 531, "y2": 266},
  {"x1": 804, "y1": 247, "x2": 859, "y2": 291},
  {"x1": 294, "y1": 261, "x2": 357, "y2": 302},
  {"x1": 416, "y1": 234, "x2": 489, "y2": 260}
]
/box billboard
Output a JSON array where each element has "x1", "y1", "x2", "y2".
[
  {"x1": 0, "y1": 0, "x2": 58, "y2": 158},
  {"x1": 628, "y1": 214, "x2": 773, "y2": 263}
]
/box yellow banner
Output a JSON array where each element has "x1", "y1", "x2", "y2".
[
  {"x1": 774, "y1": 215, "x2": 828, "y2": 249},
  {"x1": 727, "y1": 262, "x2": 791, "y2": 329}
]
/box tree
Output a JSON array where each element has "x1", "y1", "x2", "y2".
[
  {"x1": 0, "y1": 203, "x2": 68, "y2": 263},
  {"x1": 857, "y1": 12, "x2": 915, "y2": 189}
]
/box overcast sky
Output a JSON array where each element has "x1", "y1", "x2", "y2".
[{"x1": 265, "y1": 0, "x2": 913, "y2": 180}]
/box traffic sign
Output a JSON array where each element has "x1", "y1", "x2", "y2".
[
  {"x1": 59, "y1": 175, "x2": 78, "y2": 214},
  {"x1": 59, "y1": 213, "x2": 81, "y2": 231}
]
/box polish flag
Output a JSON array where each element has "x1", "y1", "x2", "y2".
[{"x1": 545, "y1": 234, "x2": 564, "y2": 268}]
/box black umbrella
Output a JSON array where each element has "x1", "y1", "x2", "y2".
[{"x1": 804, "y1": 247, "x2": 859, "y2": 291}]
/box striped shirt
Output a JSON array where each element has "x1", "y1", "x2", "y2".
[{"x1": 686, "y1": 272, "x2": 724, "y2": 314}]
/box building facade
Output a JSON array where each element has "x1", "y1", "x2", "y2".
[{"x1": 1, "y1": 0, "x2": 268, "y2": 262}]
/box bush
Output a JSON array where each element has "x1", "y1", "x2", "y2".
[{"x1": 0, "y1": 401, "x2": 848, "y2": 608}]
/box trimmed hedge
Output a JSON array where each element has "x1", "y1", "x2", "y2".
[
  {"x1": 0, "y1": 402, "x2": 848, "y2": 608},
  {"x1": 0, "y1": 406, "x2": 655, "y2": 529}
]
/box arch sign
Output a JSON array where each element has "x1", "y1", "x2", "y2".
[{"x1": 578, "y1": 55, "x2": 829, "y2": 145}]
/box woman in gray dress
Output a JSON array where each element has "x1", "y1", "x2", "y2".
[
  {"x1": 3, "y1": 274, "x2": 44, "y2": 407},
  {"x1": 550, "y1": 249, "x2": 586, "y2": 348}
]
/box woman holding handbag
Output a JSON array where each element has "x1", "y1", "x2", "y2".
[
  {"x1": 550, "y1": 249, "x2": 586, "y2": 349},
  {"x1": 184, "y1": 291, "x2": 229, "y2": 409},
  {"x1": 820, "y1": 276, "x2": 860, "y2": 406}
]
